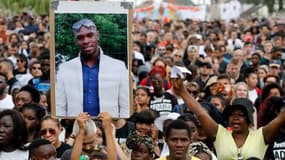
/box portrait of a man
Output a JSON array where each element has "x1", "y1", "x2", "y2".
[{"x1": 53, "y1": 2, "x2": 131, "y2": 118}]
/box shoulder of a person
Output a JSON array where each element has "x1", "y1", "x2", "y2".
[
  {"x1": 60, "y1": 148, "x2": 72, "y2": 159},
  {"x1": 101, "y1": 54, "x2": 125, "y2": 66},
  {"x1": 58, "y1": 57, "x2": 80, "y2": 68}
]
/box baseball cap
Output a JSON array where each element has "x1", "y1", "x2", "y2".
[
  {"x1": 269, "y1": 60, "x2": 282, "y2": 68},
  {"x1": 187, "y1": 45, "x2": 198, "y2": 52},
  {"x1": 222, "y1": 98, "x2": 254, "y2": 124}
]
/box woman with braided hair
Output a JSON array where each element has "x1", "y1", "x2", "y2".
[
  {"x1": 188, "y1": 142, "x2": 212, "y2": 160},
  {"x1": 127, "y1": 131, "x2": 155, "y2": 160}
]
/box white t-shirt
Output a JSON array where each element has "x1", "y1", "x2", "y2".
[
  {"x1": 0, "y1": 94, "x2": 14, "y2": 111},
  {"x1": 248, "y1": 89, "x2": 258, "y2": 104},
  {"x1": 0, "y1": 149, "x2": 29, "y2": 160}
]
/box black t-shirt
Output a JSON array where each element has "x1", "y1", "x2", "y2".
[
  {"x1": 150, "y1": 92, "x2": 178, "y2": 116},
  {"x1": 265, "y1": 132, "x2": 285, "y2": 160},
  {"x1": 116, "y1": 121, "x2": 135, "y2": 144},
  {"x1": 57, "y1": 142, "x2": 71, "y2": 158}
]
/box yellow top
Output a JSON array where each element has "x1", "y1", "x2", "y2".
[
  {"x1": 214, "y1": 125, "x2": 268, "y2": 160},
  {"x1": 155, "y1": 156, "x2": 200, "y2": 160}
]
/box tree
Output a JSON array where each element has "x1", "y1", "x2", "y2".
[{"x1": 0, "y1": 0, "x2": 49, "y2": 16}]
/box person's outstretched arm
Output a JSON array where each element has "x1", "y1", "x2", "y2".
[
  {"x1": 172, "y1": 77, "x2": 218, "y2": 138},
  {"x1": 98, "y1": 112, "x2": 117, "y2": 160},
  {"x1": 71, "y1": 113, "x2": 89, "y2": 160},
  {"x1": 262, "y1": 108, "x2": 285, "y2": 144}
]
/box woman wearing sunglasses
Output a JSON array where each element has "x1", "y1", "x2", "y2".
[
  {"x1": 40, "y1": 116, "x2": 71, "y2": 158},
  {"x1": 14, "y1": 54, "x2": 31, "y2": 84}
]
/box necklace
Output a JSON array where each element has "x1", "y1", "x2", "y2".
[{"x1": 237, "y1": 148, "x2": 243, "y2": 160}]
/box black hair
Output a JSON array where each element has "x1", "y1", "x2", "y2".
[
  {"x1": 133, "y1": 41, "x2": 143, "y2": 51},
  {"x1": 17, "y1": 54, "x2": 28, "y2": 69},
  {"x1": 164, "y1": 119, "x2": 191, "y2": 139},
  {"x1": 134, "y1": 110, "x2": 155, "y2": 125},
  {"x1": 178, "y1": 113, "x2": 200, "y2": 128},
  {"x1": 28, "y1": 138, "x2": 51, "y2": 158},
  {"x1": 19, "y1": 103, "x2": 46, "y2": 138},
  {"x1": 136, "y1": 86, "x2": 151, "y2": 97},
  {"x1": 244, "y1": 67, "x2": 257, "y2": 79},
  {"x1": 261, "y1": 83, "x2": 284, "y2": 102},
  {"x1": 29, "y1": 60, "x2": 41, "y2": 74},
  {"x1": 251, "y1": 52, "x2": 261, "y2": 59},
  {"x1": 19, "y1": 85, "x2": 41, "y2": 103},
  {"x1": 217, "y1": 73, "x2": 231, "y2": 82},
  {"x1": 0, "y1": 109, "x2": 28, "y2": 150},
  {"x1": 37, "y1": 51, "x2": 50, "y2": 62}
]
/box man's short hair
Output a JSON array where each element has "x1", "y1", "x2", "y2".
[
  {"x1": 28, "y1": 139, "x2": 51, "y2": 156},
  {"x1": 19, "y1": 85, "x2": 41, "y2": 103},
  {"x1": 72, "y1": 19, "x2": 97, "y2": 34},
  {"x1": 134, "y1": 110, "x2": 156, "y2": 125},
  {"x1": 217, "y1": 73, "x2": 231, "y2": 82},
  {"x1": 0, "y1": 58, "x2": 14, "y2": 71},
  {"x1": 164, "y1": 119, "x2": 192, "y2": 139}
]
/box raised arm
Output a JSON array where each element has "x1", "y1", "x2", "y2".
[
  {"x1": 172, "y1": 77, "x2": 218, "y2": 138},
  {"x1": 262, "y1": 108, "x2": 285, "y2": 144},
  {"x1": 71, "y1": 113, "x2": 90, "y2": 160},
  {"x1": 98, "y1": 112, "x2": 117, "y2": 160}
]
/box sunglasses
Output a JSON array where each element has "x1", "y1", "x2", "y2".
[
  {"x1": 17, "y1": 59, "x2": 24, "y2": 63},
  {"x1": 72, "y1": 19, "x2": 96, "y2": 32},
  {"x1": 32, "y1": 67, "x2": 41, "y2": 70},
  {"x1": 40, "y1": 128, "x2": 56, "y2": 136}
]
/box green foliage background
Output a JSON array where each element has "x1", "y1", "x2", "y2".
[
  {"x1": 54, "y1": 14, "x2": 128, "y2": 64},
  {"x1": 0, "y1": 0, "x2": 49, "y2": 16}
]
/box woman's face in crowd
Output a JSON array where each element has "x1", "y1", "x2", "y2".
[
  {"x1": 15, "y1": 91, "x2": 33, "y2": 110},
  {"x1": 135, "y1": 122, "x2": 152, "y2": 136},
  {"x1": 40, "y1": 119, "x2": 60, "y2": 145},
  {"x1": 21, "y1": 41, "x2": 29, "y2": 49},
  {"x1": 135, "y1": 88, "x2": 150, "y2": 106},
  {"x1": 31, "y1": 63, "x2": 42, "y2": 77},
  {"x1": 269, "y1": 88, "x2": 281, "y2": 98},
  {"x1": 131, "y1": 144, "x2": 152, "y2": 160},
  {"x1": 235, "y1": 84, "x2": 248, "y2": 98},
  {"x1": 21, "y1": 108, "x2": 38, "y2": 132},
  {"x1": 40, "y1": 94, "x2": 48, "y2": 109},
  {"x1": 95, "y1": 127, "x2": 103, "y2": 145},
  {"x1": 257, "y1": 68, "x2": 267, "y2": 79},
  {"x1": 228, "y1": 109, "x2": 249, "y2": 133},
  {"x1": 17, "y1": 58, "x2": 26, "y2": 69},
  {"x1": 209, "y1": 83, "x2": 218, "y2": 95},
  {"x1": 153, "y1": 60, "x2": 165, "y2": 68},
  {"x1": 0, "y1": 115, "x2": 14, "y2": 146},
  {"x1": 185, "y1": 121, "x2": 199, "y2": 142}
]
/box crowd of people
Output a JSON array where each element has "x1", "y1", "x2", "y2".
[{"x1": 0, "y1": 8, "x2": 285, "y2": 160}]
